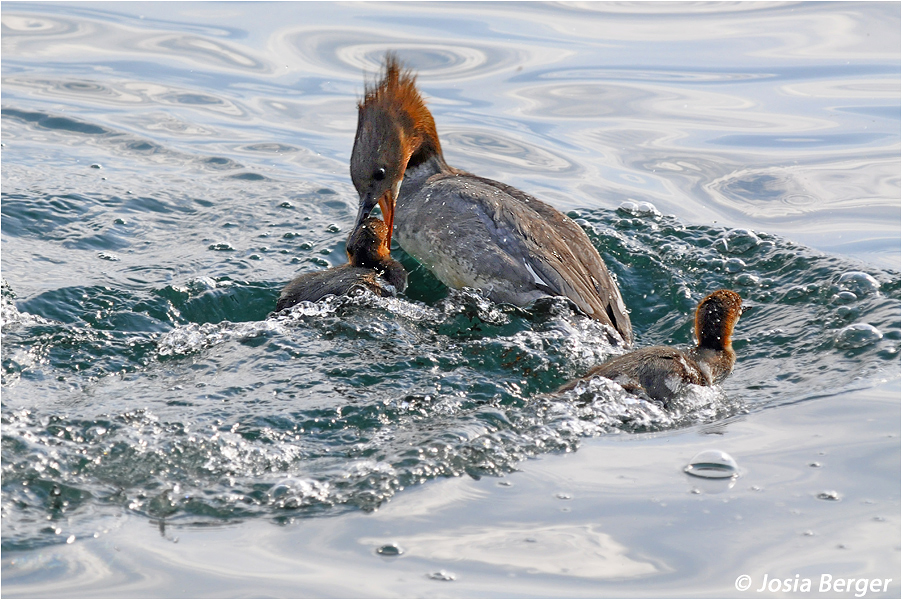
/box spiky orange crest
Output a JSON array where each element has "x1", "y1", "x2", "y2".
[{"x1": 359, "y1": 53, "x2": 442, "y2": 159}]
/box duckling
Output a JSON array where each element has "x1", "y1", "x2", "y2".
[
  {"x1": 561, "y1": 290, "x2": 742, "y2": 403},
  {"x1": 276, "y1": 217, "x2": 406, "y2": 311}
]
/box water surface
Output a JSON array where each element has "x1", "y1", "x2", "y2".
[{"x1": 2, "y1": 2, "x2": 899, "y2": 596}]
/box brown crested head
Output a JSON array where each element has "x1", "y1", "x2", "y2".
[
  {"x1": 695, "y1": 289, "x2": 742, "y2": 351},
  {"x1": 349, "y1": 53, "x2": 443, "y2": 245},
  {"x1": 346, "y1": 216, "x2": 392, "y2": 269},
  {"x1": 356, "y1": 53, "x2": 442, "y2": 164}
]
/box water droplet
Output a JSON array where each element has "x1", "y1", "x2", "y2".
[
  {"x1": 817, "y1": 490, "x2": 841, "y2": 501},
  {"x1": 684, "y1": 449, "x2": 739, "y2": 479},
  {"x1": 809, "y1": 462, "x2": 821, "y2": 468},
  {"x1": 834, "y1": 323, "x2": 882, "y2": 349},
  {"x1": 376, "y1": 543, "x2": 403, "y2": 557},
  {"x1": 428, "y1": 570, "x2": 456, "y2": 581},
  {"x1": 555, "y1": 492, "x2": 571, "y2": 500}
]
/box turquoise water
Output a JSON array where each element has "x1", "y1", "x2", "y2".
[{"x1": 2, "y1": 2, "x2": 900, "y2": 596}]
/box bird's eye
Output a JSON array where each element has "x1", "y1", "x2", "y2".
[{"x1": 373, "y1": 167, "x2": 386, "y2": 181}]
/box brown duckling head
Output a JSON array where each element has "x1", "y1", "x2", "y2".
[
  {"x1": 346, "y1": 216, "x2": 393, "y2": 269},
  {"x1": 695, "y1": 289, "x2": 742, "y2": 352}
]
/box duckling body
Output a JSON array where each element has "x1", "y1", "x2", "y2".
[
  {"x1": 276, "y1": 217, "x2": 406, "y2": 311},
  {"x1": 562, "y1": 290, "x2": 742, "y2": 403},
  {"x1": 350, "y1": 54, "x2": 632, "y2": 346}
]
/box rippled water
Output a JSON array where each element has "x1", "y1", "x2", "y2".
[{"x1": 2, "y1": 1, "x2": 900, "y2": 596}]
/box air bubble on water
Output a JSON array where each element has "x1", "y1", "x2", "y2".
[
  {"x1": 725, "y1": 258, "x2": 746, "y2": 273},
  {"x1": 817, "y1": 490, "x2": 841, "y2": 501},
  {"x1": 376, "y1": 543, "x2": 403, "y2": 557},
  {"x1": 428, "y1": 570, "x2": 456, "y2": 581},
  {"x1": 684, "y1": 449, "x2": 739, "y2": 479},
  {"x1": 617, "y1": 201, "x2": 660, "y2": 217},
  {"x1": 714, "y1": 229, "x2": 760, "y2": 255},
  {"x1": 838, "y1": 271, "x2": 879, "y2": 296},
  {"x1": 834, "y1": 323, "x2": 882, "y2": 349},
  {"x1": 831, "y1": 291, "x2": 857, "y2": 305}
]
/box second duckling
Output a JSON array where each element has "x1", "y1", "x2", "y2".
[{"x1": 561, "y1": 290, "x2": 742, "y2": 404}]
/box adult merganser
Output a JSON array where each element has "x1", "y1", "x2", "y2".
[
  {"x1": 276, "y1": 217, "x2": 406, "y2": 311},
  {"x1": 561, "y1": 290, "x2": 742, "y2": 403},
  {"x1": 349, "y1": 53, "x2": 633, "y2": 346}
]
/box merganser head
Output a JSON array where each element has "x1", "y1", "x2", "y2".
[
  {"x1": 695, "y1": 289, "x2": 742, "y2": 352},
  {"x1": 350, "y1": 53, "x2": 442, "y2": 245},
  {"x1": 346, "y1": 216, "x2": 392, "y2": 269}
]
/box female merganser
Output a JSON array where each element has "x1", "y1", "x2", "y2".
[
  {"x1": 276, "y1": 217, "x2": 407, "y2": 311},
  {"x1": 349, "y1": 53, "x2": 633, "y2": 346},
  {"x1": 560, "y1": 290, "x2": 742, "y2": 403}
]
